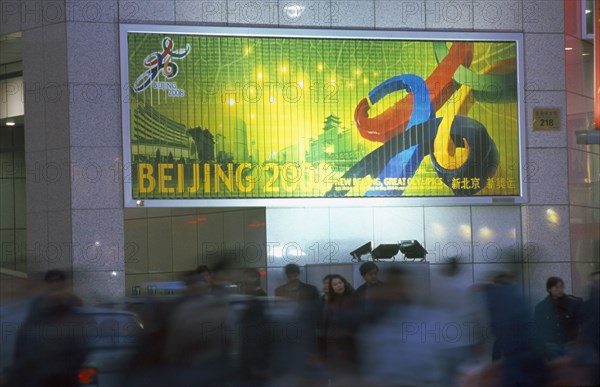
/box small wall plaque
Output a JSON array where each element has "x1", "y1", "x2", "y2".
[{"x1": 532, "y1": 108, "x2": 561, "y2": 131}]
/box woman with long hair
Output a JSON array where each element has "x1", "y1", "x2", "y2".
[
  {"x1": 328, "y1": 275, "x2": 354, "y2": 306},
  {"x1": 323, "y1": 274, "x2": 356, "y2": 383}
]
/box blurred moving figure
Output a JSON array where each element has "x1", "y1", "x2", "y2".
[
  {"x1": 317, "y1": 274, "x2": 334, "y2": 362},
  {"x1": 193, "y1": 265, "x2": 212, "y2": 294},
  {"x1": 579, "y1": 271, "x2": 600, "y2": 385},
  {"x1": 482, "y1": 272, "x2": 547, "y2": 387},
  {"x1": 582, "y1": 271, "x2": 600, "y2": 353},
  {"x1": 162, "y1": 290, "x2": 234, "y2": 384},
  {"x1": 6, "y1": 270, "x2": 88, "y2": 387},
  {"x1": 534, "y1": 276, "x2": 583, "y2": 361},
  {"x1": 127, "y1": 262, "x2": 239, "y2": 386},
  {"x1": 239, "y1": 268, "x2": 266, "y2": 297},
  {"x1": 126, "y1": 265, "x2": 215, "y2": 386},
  {"x1": 357, "y1": 265, "x2": 446, "y2": 386},
  {"x1": 126, "y1": 261, "x2": 262, "y2": 386},
  {"x1": 429, "y1": 258, "x2": 486, "y2": 386}
]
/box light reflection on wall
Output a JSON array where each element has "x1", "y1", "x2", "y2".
[
  {"x1": 546, "y1": 208, "x2": 561, "y2": 228},
  {"x1": 432, "y1": 222, "x2": 446, "y2": 237},
  {"x1": 478, "y1": 226, "x2": 493, "y2": 239},
  {"x1": 459, "y1": 224, "x2": 471, "y2": 238}
]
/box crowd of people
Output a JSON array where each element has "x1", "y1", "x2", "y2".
[
  {"x1": 1, "y1": 262, "x2": 598, "y2": 387},
  {"x1": 265, "y1": 262, "x2": 599, "y2": 386}
]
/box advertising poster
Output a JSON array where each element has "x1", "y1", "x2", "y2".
[{"x1": 122, "y1": 28, "x2": 524, "y2": 204}]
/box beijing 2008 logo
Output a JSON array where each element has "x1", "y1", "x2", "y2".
[{"x1": 132, "y1": 37, "x2": 191, "y2": 97}]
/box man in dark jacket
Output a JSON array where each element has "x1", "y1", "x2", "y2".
[
  {"x1": 274, "y1": 264, "x2": 319, "y2": 301},
  {"x1": 533, "y1": 276, "x2": 583, "y2": 361},
  {"x1": 353, "y1": 262, "x2": 384, "y2": 306}
]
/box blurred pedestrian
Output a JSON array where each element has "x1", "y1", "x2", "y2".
[
  {"x1": 578, "y1": 271, "x2": 600, "y2": 384},
  {"x1": 581, "y1": 271, "x2": 599, "y2": 354},
  {"x1": 240, "y1": 268, "x2": 266, "y2": 297},
  {"x1": 317, "y1": 274, "x2": 334, "y2": 362},
  {"x1": 162, "y1": 260, "x2": 237, "y2": 385},
  {"x1": 6, "y1": 270, "x2": 88, "y2": 387},
  {"x1": 357, "y1": 265, "x2": 445, "y2": 386},
  {"x1": 429, "y1": 258, "x2": 485, "y2": 386},
  {"x1": 483, "y1": 272, "x2": 547, "y2": 387},
  {"x1": 126, "y1": 265, "x2": 215, "y2": 386}
]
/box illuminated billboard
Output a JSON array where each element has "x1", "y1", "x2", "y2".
[{"x1": 120, "y1": 26, "x2": 526, "y2": 207}]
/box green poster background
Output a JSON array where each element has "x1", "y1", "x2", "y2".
[{"x1": 126, "y1": 32, "x2": 520, "y2": 200}]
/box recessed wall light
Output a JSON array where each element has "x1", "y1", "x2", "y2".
[
  {"x1": 284, "y1": 4, "x2": 304, "y2": 19},
  {"x1": 6, "y1": 121, "x2": 15, "y2": 126}
]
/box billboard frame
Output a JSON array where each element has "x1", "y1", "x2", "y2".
[{"x1": 120, "y1": 24, "x2": 527, "y2": 208}]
